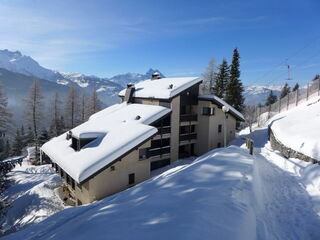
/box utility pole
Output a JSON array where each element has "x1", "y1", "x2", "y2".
[{"x1": 285, "y1": 59, "x2": 292, "y2": 81}]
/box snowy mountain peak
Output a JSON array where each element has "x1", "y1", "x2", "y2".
[{"x1": 0, "y1": 49, "x2": 57, "y2": 81}]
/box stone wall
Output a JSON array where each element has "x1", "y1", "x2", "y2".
[{"x1": 269, "y1": 128, "x2": 319, "y2": 164}]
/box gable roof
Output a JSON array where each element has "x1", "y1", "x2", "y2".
[
  {"x1": 198, "y1": 94, "x2": 245, "y2": 121},
  {"x1": 118, "y1": 77, "x2": 202, "y2": 100},
  {"x1": 41, "y1": 103, "x2": 171, "y2": 183}
]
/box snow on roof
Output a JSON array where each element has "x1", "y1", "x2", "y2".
[
  {"x1": 118, "y1": 77, "x2": 202, "y2": 99},
  {"x1": 41, "y1": 103, "x2": 171, "y2": 183},
  {"x1": 198, "y1": 94, "x2": 245, "y2": 121}
]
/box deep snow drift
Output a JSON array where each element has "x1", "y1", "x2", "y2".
[
  {"x1": 269, "y1": 96, "x2": 320, "y2": 161},
  {"x1": 3, "y1": 146, "x2": 258, "y2": 240},
  {"x1": 0, "y1": 161, "x2": 65, "y2": 236}
]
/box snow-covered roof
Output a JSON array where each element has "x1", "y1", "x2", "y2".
[
  {"x1": 41, "y1": 103, "x2": 171, "y2": 183},
  {"x1": 198, "y1": 94, "x2": 245, "y2": 121},
  {"x1": 118, "y1": 77, "x2": 202, "y2": 99}
]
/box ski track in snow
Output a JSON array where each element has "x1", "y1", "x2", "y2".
[{"x1": 236, "y1": 127, "x2": 320, "y2": 240}]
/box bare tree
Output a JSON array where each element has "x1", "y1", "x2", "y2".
[
  {"x1": 65, "y1": 84, "x2": 80, "y2": 129},
  {"x1": 25, "y1": 79, "x2": 44, "y2": 159},
  {"x1": 49, "y1": 92, "x2": 62, "y2": 137},
  {"x1": 87, "y1": 88, "x2": 102, "y2": 118},
  {"x1": 0, "y1": 84, "x2": 11, "y2": 133},
  {"x1": 244, "y1": 105, "x2": 256, "y2": 133},
  {"x1": 80, "y1": 92, "x2": 88, "y2": 123},
  {"x1": 202, "y1": 58, "x2": 216, "y2": 94}
]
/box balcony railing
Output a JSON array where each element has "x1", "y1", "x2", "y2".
[
  {"x1": 147, "y1": 146, "x2": 171, "y2": 158},
  {"x1": 180, "y1": 114, "x2": 197, "y2": 122},
  {"x1": 179, "y1": 133, "x2": 197, "y2": 142},
  {"x1": 158, "y1": 126, "x2": 171, "y2": 134}
]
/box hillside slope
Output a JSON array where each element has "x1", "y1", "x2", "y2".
[
  {"x1": 4, "y1": 141, "x2": 320, "y2": 240},
  {"x1": 3, "y1": 146, "x2": 257, "y2": 240},
  {"x1": 269, "y1": 96, "x2": 320, "y2": 161}
]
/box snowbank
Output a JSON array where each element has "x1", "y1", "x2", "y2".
[
  {"x1": 0, "y1": 161, "x2": 65, "y2": 236},
  {"x1": 3, "y1": 146, "x2": 256, "y2": 240},
  {"x1": 268, "y1": 96, "x2": 320, "y2": 161}
]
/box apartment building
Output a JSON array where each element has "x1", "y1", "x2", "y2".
[{"x1": 41, "y1": 73, "x2": 244, "y2": 205}]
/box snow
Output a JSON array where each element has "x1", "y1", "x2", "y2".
[
  {"x1": 198, "y1": 94, "x2": 245, "y2": 121},
  {"x1": 118, "y1": 77, "x2": 202, "y2": 99},
  {"x1": 0, "y1": 49, "x2": 56, "y2": 81},
  {"x1": 3, "y1": 123, "x2": 320, "y2": 239},
  {"x1": 268, "y1": 96, "x2": 320, "y2": 161},
  {"x1": 3, "y1": 146, "x2": 259, "y2": 240},
  {"x1": 0, "y1": 160, "x2": 65, "y2": 237},
  {"x1": 41, "y1": 103, "x2": 171, "y2": 183},
  {"x1": 231, "y1": 126, "x2": 320, "y2": 239}
]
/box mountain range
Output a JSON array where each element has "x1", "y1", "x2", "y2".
[{"x1": 0, "y1": 49, "x2": 285, "y2": 124}]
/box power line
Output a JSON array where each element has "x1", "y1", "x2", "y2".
[{"x1": 255, "y1": 35, "x2": 320, "y2": 86}]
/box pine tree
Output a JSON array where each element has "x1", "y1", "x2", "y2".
[
  {"x1": 39, "y1": 128, "x2": 49, "y2": 144},
  {"x1": 313, "y1": 74, "x2": 320, "y2": 81},
  {"x1": 225, "y1": 48, "x2": 244, "y2": 112},
  {"x1": 265, "y1": 90, "x2": 278, "y2": 106},
  {"x1": 0, "y1": 84, "x2": 11, "y2": 134},
  {"x1": 214, "y1": 59, "x2": 229, "y2": 98},
  {"x1": 25, "y1": 79, "x2": 44, "y2": 159},
  {"x1": 24, "y1": 126, "x2": 34, "y2": 148},
  {"x1": 11, "y1": 129, "x2": 23, "y2": 156},
  {"x1": 202, "y1": 59, "x2": 216, "y2": 94},
  {"x1": 4, "y1": 139, "x2": 10, "y2": 159},
  {"x1": 280, "y1": 82, "x2": 290, "y2": 99},
  {"x1": 87, "y1": 88, "x2": 102, "y2": 118},
  {"x1": 292, "y1": 83, "x2": 299, "y2": 92},
  {"x1": 65, "y1": 84, "x2": 80, "y2": 129}
]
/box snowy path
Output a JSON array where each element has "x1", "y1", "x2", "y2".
[{"x1": 234, "y1": 128, "x2": 320, "y2": 240}]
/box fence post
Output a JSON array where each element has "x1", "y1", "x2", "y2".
[
  {"x1": 286, "y1": 94, "x2": 289, "y2": 110},
  {"x1": 318, "y1": 78, "x2": 320, "y2": 96},
  {"x1": 306, "y1": 83, "x2": 309, "y2": 101},
  {"x1": 278, "y1": 98, "x2": 281, "y2": 113},
  {"x1": 295, "y1": 88, "x2": 299, "y2": 106}
]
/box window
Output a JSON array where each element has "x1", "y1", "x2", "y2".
[
  {"x1": 60, "y1": 169, "x2": 64, "y2": 178},
  {"x1": 66, "y1": 174, "x2": 71, "y2": 184},
  {"x1": 217, "y1": 142, "x2": 221, "y2": 148},
  {"x1": 139, "y1": 149, "x2": 147, "y2": 160},
  {"x1": 71, "y1": 179, "x2": 75, "y2": 190},
  {"x1": 128, "y1": 173, "x2": 135, "y2": 185},
  {"x1": 79, "y1": 138, "x2": 97, "y2": 149},
  {"x1": 77, "y1": 199, "x2": 82, "y2": 206},
  {"x1": 218, "y1": 124, "x2": 222, "y2": 133},
  {"x1": 202, "y1": 107, "x2": 215, "y2": 115}
]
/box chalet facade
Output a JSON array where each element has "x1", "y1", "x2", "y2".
[{"x1": 41, "y1": 74, "x2": 244, "y2": 205}]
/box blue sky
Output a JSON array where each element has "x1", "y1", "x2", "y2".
[{"x1": 0, "y1": 0, "x2": 319, "y2": 86}]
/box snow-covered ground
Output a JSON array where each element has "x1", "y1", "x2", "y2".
[
  {"x1": 269, "y1": 96, "x2": 320, "y2": 161},
  {"x1": 3, "y1": 128, "x2": 320, "y2": 239},
  {"x1": 2, "y1": 96, "x2": 320, "y2": 239},
  {"x1": 0, "y1": 160, "x2": 65, "y2": 236}
]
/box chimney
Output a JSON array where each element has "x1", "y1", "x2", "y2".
[
  {"x1": 151, "y1": 72, "x2": 161, "y2": 80},
  {"x1": 124, "y1": 84, "x2": 135, "y2": 103}
]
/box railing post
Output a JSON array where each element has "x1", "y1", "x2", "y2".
[{"x1": 295, "y1": 88, "x2": 299, "y2": 106}]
